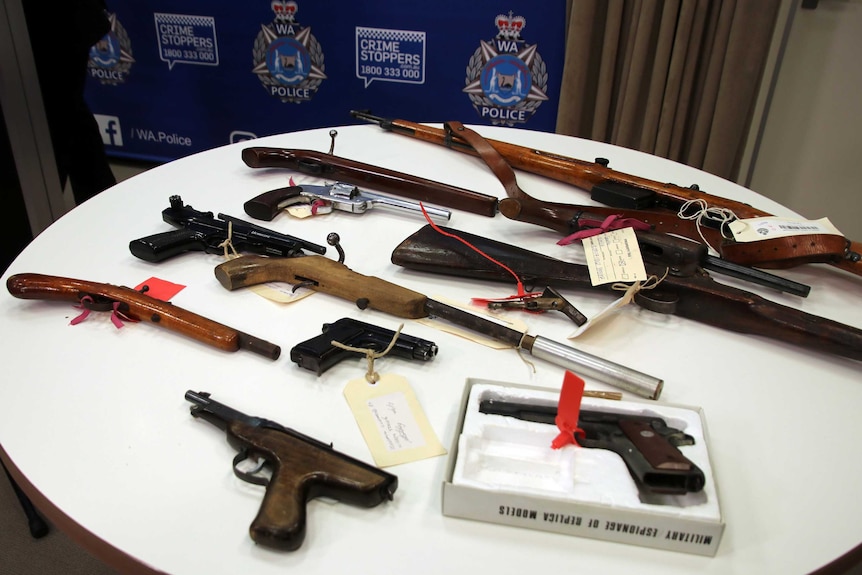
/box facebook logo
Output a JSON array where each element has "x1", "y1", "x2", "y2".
[{"x1": 94, "y1": 114, "x2": 123, "y2": 146}]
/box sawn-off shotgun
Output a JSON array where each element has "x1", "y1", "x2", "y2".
[{"x1": 390, "y1": 225, "x2": 862, "y2": 363}]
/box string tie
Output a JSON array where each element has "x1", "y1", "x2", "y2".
[
  {"x1": 331, "y1": 323, "x2": 404, "y2": 383},
  {"x1": 678, "y1": 199, "x2": 737, "y2": 255},
  {"x1": 611, "y1": 268, "x2": 670, "y2": 305},
  {"x1": 218, "y1": 220, "x2": 239, "y2": 259}
]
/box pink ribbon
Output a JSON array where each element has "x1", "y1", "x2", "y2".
[{"x1": 557, "y1": 214, "x2": 651, "y2": 246}]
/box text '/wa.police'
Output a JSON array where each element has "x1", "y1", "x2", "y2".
[{"x1": 130, "y1": 128, "x2": 192, "y2": 147}]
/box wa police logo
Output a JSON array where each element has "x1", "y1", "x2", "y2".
[
  {"x1": 88, "y1": 13, "x2": 135, "y2": 85},
  {"x1": 463, "y1": 13, "x2": 548, "y2": 126},
  {"x1": 252, "y1": 0, "x2": 327, "y2": 103}
]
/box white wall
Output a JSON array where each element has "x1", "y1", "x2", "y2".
[{"x1": 750, "y1": 0, "x2": 862, "y2": 241}]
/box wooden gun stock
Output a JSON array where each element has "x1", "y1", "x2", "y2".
[
  {"x1": 214, "y1": 254, "x2": 429, "y2": 319},
  {"x1": 241, "y1": 147, "x2": 499, "y2": 217},
  {"x1": 353, "y1": 112, "x2": 862, "y2": 277},
  {"x1": 6, "y1": 273, "x2": 281, "y2": 359}
]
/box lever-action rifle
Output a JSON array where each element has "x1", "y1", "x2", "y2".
[
  {"x1": 129, "y1": 195, "x2": 327, "y2": 263},
  {"x1": 390, "y1": 225, "x2": 862, "y2": 362},
  {"x1": 185, "y1": 391, "x2": 397, "y2": 550},
  {"x1": 352, "y1": 111, "x2": 862, "y2": 277},
  {"x1": 213, "y1": 254, "x2": 664, "y2": 399},
  {"x1": 6, "y1": 273, "x2": 281, "y2": 359}
]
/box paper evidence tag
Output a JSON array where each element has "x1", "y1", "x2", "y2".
[
  {"x1": 729, "y1": 216, "x2": 843, "y2": 242},
  {"x1": 582, "y1": 228, "x2": 648, "y2": 286},
  {"x1": 343, "y1": 373, "x2": 446, "y2": 467},
  {"x1": 248, "y1": 281, "x2": 315, "y2": 304}
]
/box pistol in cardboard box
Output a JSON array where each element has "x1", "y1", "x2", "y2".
[{"x1": 478, "y1": 398, "x2": 705, "y2": 495}]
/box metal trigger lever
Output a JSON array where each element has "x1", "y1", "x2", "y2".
[
  {"x1": 328, "y1": 130, "x2": 337, "y2": 154},
  {"x1": 232, "y1": 449, "x2": 270, "y2": 486},
  {"x1": 327, "y1": 232, "x2": 345, "y2": 263},
  {"x1": 291, "y1": 232, "x2": 344, "y2": 293}
]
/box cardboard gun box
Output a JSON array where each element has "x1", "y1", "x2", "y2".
[{"x1": 441, "y1": 378, "x2": 724, "y2": 556}]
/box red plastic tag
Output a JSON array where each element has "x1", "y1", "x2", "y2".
[
  {"x1": 133, "y1": 277, "x2": 185, "y2": 302},
  {"x1": 551, "y1": 371, "x2": 586, "y2": 449}
]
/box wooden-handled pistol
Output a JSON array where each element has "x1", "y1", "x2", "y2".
[
  {"x1": 6, "y1": 273, "x2": 281, "y2": 359},
  {"x1": 186, "y1": 391, "x2": 397, "y2": 550}
]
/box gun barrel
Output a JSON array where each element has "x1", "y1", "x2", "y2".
[{"x1": 218, "y1": 213, "x2": 327, "y2": 255}]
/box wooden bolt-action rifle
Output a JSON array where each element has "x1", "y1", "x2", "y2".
[
  {"x1": 351, "y1": 111, "x2": 861, "y2": 277},
  {"x1": 390, "y1": 224, "x2": 862, "y2": 363},
  {"x1": 6, "y1": 273, "x2": 281, "y2": 359}
]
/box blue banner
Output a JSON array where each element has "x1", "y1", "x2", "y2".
[{"x1": 83, "y1": 1, "x2": 566, "y2": 162}]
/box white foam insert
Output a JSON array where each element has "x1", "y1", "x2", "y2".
[{"x1": 451, "y1": 382, "x2": 720, "y2": 520}]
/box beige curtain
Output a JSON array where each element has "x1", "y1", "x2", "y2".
[{"x1": 556, "y1": 0, "x2": 781, "y2": 181}]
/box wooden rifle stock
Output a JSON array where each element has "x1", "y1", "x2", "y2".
[
  {"x1": 390, "y1": 225, "x2": 862, "y2": 362},
  {"x1": 353, "y1": 112, "x2": 862, "y2": 277},
  {"x1": 241, "y1": 147, "x2": 499, "y2": 217},
  {"x1": 6, "y1": 273, "x2": 281, "y2": 359}
]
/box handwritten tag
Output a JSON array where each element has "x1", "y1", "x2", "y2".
[
  {"x1": 582, "y1": 228, "x2": 647, "y2": 286},
  {"x1": 729, "y1": 216, "x2": 843, "y2": 242},
  {"x1": 343, "y1": 373, "x2": 446, "y2": 467},
  {"x1": 285, "y1": 204, "x2": 333, "y2": 218},
  {"x1": 568, "y1": 295, "x2": 629, "y2": 339},
  {"x1": 248, "y1": 282, "x2": 315, "y2": 304}
]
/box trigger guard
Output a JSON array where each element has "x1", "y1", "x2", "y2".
[
  {"x1": 232, "y1": 449, "x2": 270, "y2": 486},
  {"x1": 633, "y1": 290, "x2": 678, "y2": 314}
]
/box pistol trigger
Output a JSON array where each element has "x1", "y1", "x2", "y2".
[{"x1": 232, "y1": 449, "x2": 270, "y2": 486}]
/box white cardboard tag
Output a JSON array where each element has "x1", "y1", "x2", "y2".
[
  {"x1": 582, "y1": 228, "x2": 648, "y2": 286},
  {"x1": 729, "y1": 216, "x2": 842, "y2": 242},
  {"x1": 343, "y1": 373, "x2": 446, "y2": 467}
]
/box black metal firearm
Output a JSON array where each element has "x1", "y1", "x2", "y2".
[
  {"x1": 129, "y1": 195, "x2": 327, "y2": 263},
  {"x1": 479, "y1": 398, "x2": 705, "y2": 495},
  {"x1": 291, "y1": 317, "x2": 438, "y2": 375},
  {"x1": 390, "y1": 224, "x2": 862, "y2": 362},
  {"x1": 185, "y1": 391, "x2": 398, "y2": 551}
]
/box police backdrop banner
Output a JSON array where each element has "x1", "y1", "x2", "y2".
[{"x1": 83, "y1": 1, "x2": 566, "y2": 163}]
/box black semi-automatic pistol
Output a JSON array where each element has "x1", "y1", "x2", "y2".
[
  {"x1": 130, "y1": 195, "x2": 327, "y2": 263},
  {"x1": 290, "y1": 317, "x2": 438, "y2": 375},
  {"x1": 479, "y1": 398, "x2": 705, "y2": 495}
]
